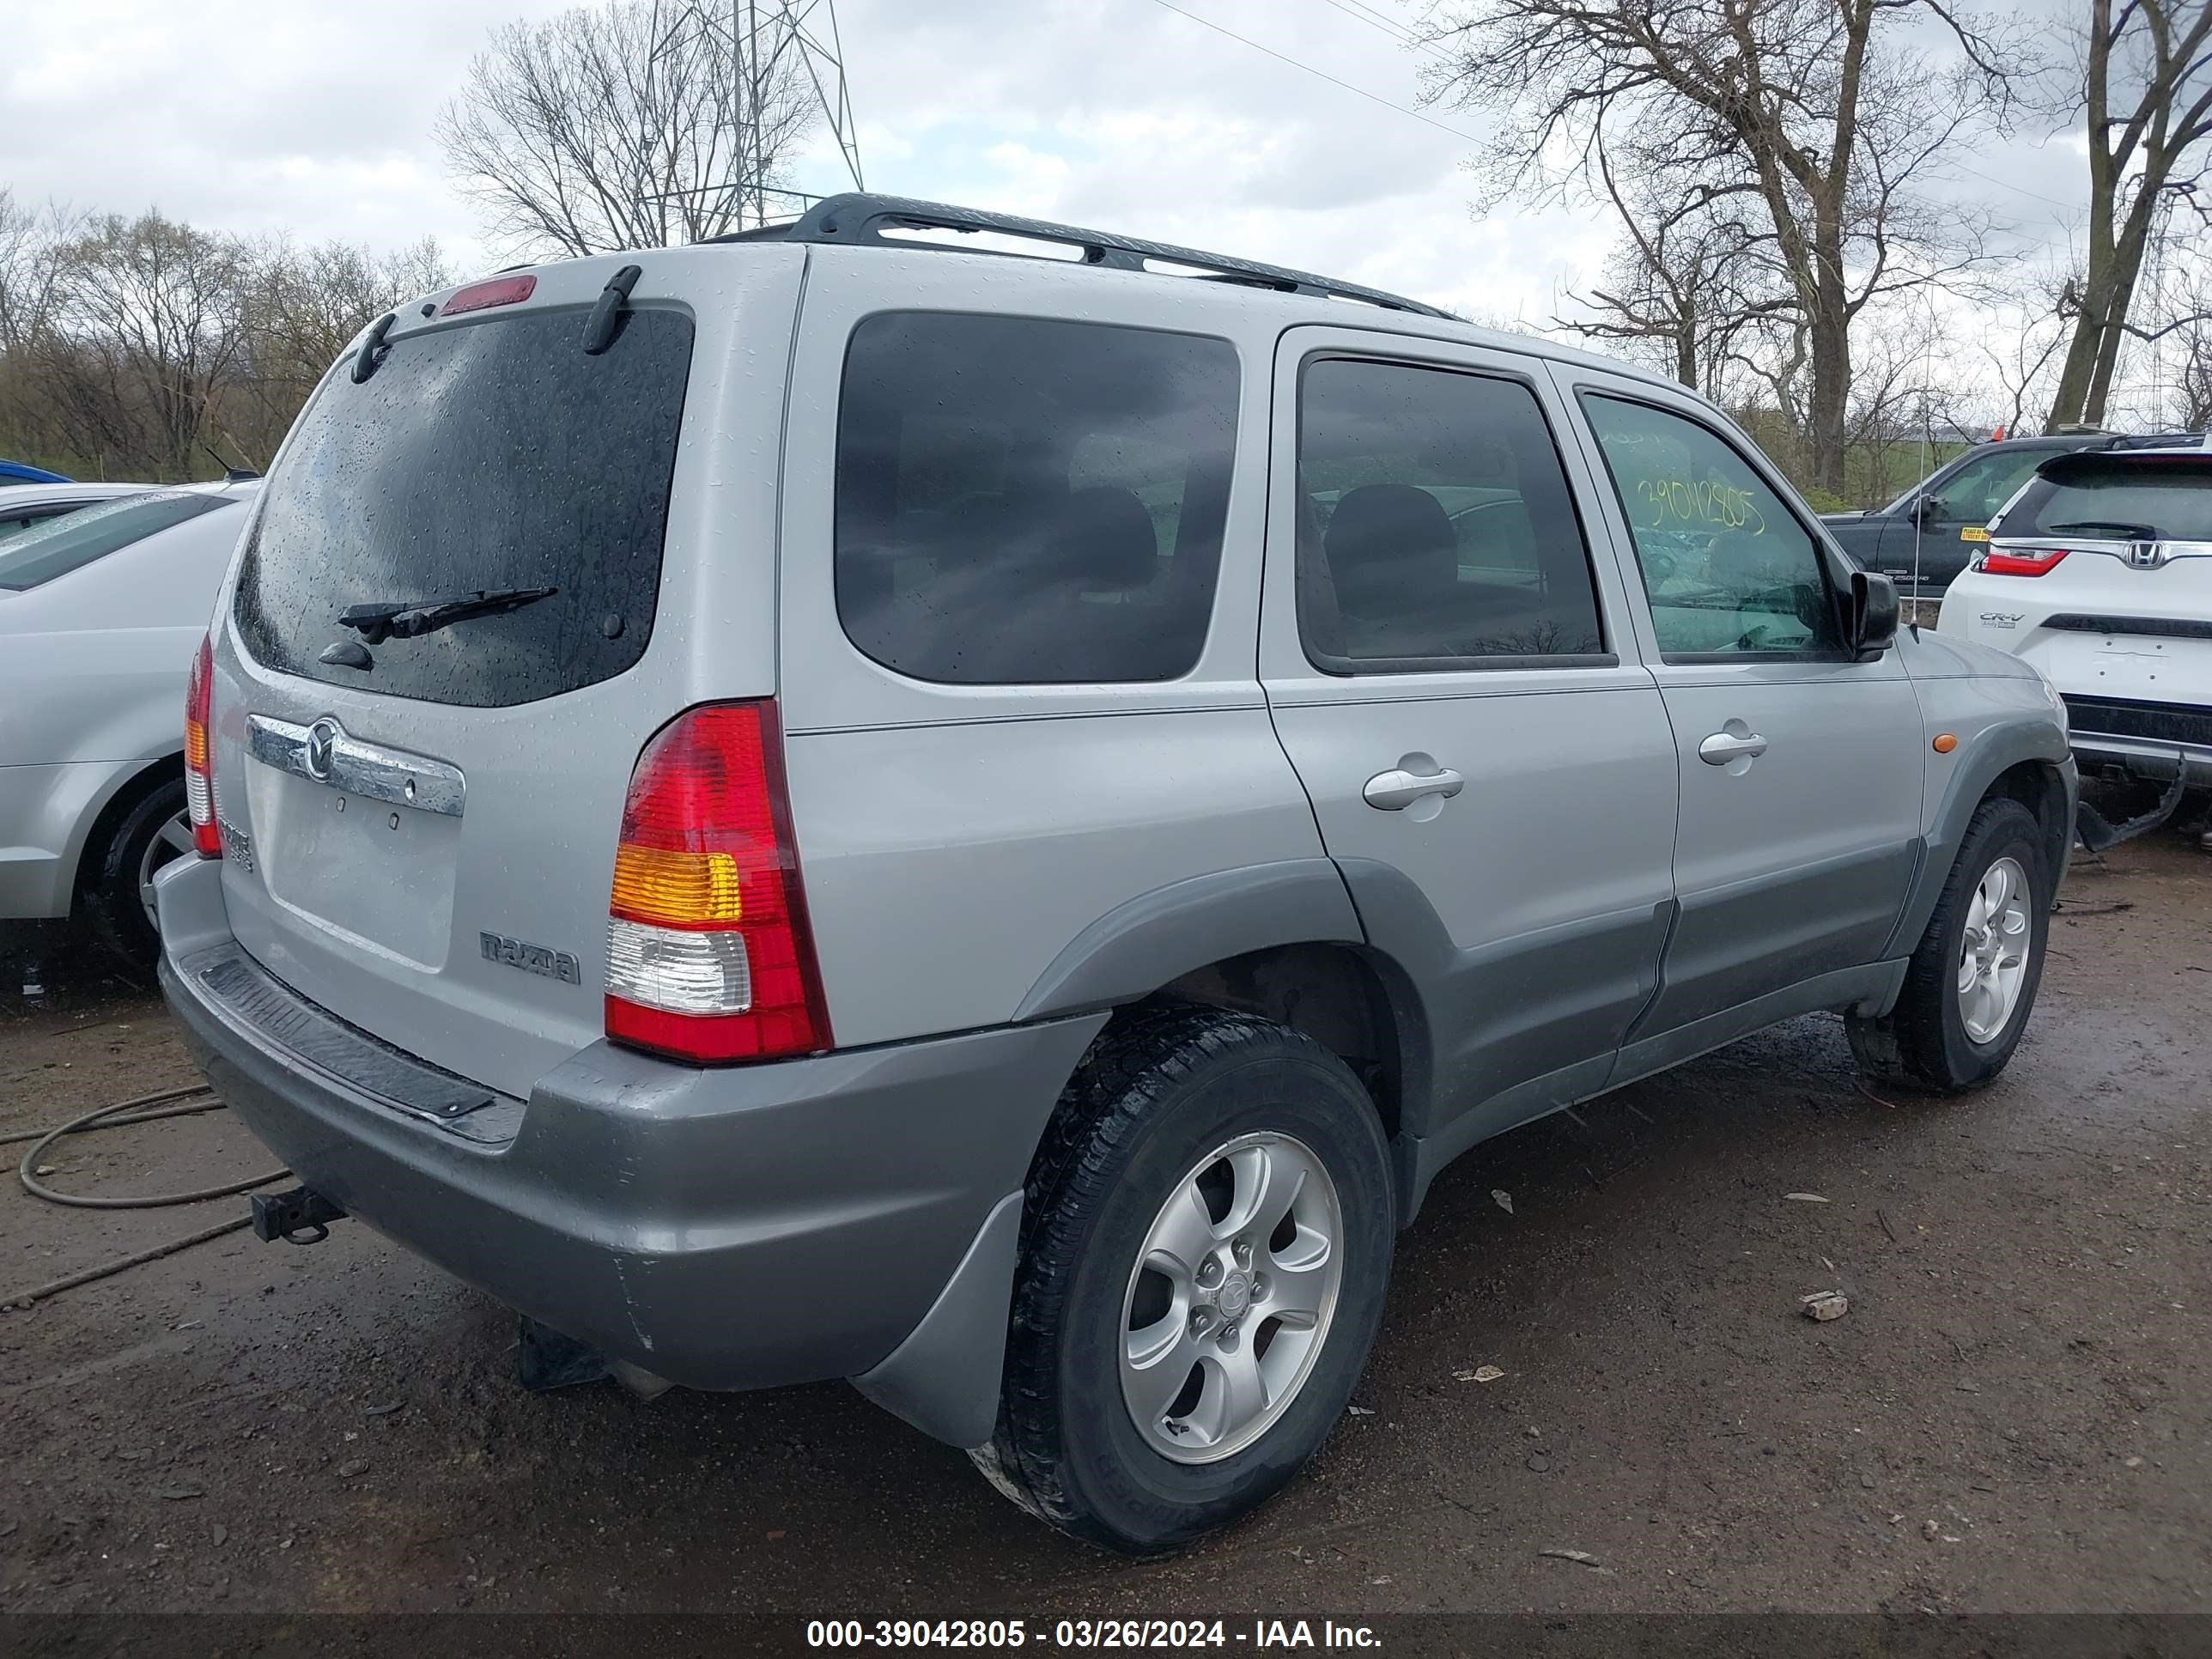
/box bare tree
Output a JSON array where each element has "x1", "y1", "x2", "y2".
[
  {"x1": 1421, "y1": 0, "x2": 2021, "y2": 494},
  {"x1": 1978, "y1": 276, "x2": 2072, "y2": 438},
  {"x1": 43, "y1": 212, "x2": 252, "y2": 477},
  {"x1": 2046, "y1": 0, "x2": 2212, "y2": 428},
  {"x1": 0, "y1": 191, "x2": 82, "y2": 356},
  {"x1": 1553, "y1": 137, "x2": 1791, "y2": 396},
  {"x1": 2180, "y1": 307, "x2": 2212, "y2": 427},
  {"x1": 437, "y1": 0, "x2": 818, "y2": 259}
]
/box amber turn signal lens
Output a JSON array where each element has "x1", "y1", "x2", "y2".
[
  {"x1": 611, "y1": 843, "x2": 743, "y2": 925},
  {"x1": 1933, "y1": 733, "x2": 1959, "y2": 754}
]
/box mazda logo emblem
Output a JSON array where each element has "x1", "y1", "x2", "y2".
[{"x1": 304, "y1": 717, "x2": 341, "y2": 781}]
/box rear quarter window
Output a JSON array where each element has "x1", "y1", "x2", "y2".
[
  {"x1": 233, "y1": 306, "x2": 694, "y2": 708},
  {"x1": 833, "y1": 313, "x2": 1241, "y2": 684}
]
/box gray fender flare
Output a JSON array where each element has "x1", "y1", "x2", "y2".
[
  {"x1": 1012, "y1": 859, "x2": 1365, "y2": 1022},
  {"x1": 1880, "y1": 717, "x2": 2075, "y2": 963}
]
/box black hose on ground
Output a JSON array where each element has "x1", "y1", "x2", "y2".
[
  {"x1": 15, "y1": 1085, "x2": 286, "y2": 1207},
  {"x1": 3, "y1": 1084, "x2": 289, "y2": 1309}
]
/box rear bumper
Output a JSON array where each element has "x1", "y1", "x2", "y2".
[
  {"x1": 155, "y1": 857, "x2": 1101, "y2": 1438},
  {"x1": 2064, "y1": 696, "x2": 2212, "y2": 785}
]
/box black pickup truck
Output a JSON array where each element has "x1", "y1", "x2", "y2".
[{"x1": 1823, "y1": 430, "x2": 2203, "y2": 592}]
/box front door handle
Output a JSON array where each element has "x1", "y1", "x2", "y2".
[
  {"x1": 1698, "y1": 729, "x2": 1769, "y2": 765},
  {"x1": 1364, "y1": 763, "x2": 1465, "y2": 811}
]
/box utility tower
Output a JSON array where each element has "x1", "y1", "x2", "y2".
[{"x1": 690, "y1": 0, "x2": 865, "y2": 229}]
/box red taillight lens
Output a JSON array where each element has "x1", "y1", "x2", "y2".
[
  {"x1": 438, "y1": 274, "x2": 536, "y2": 316},
  {"x1": 1979, "y1": 548, "x2": 2069, "y2": 577},
  {"x1": 603, "y1": 701, "x2": 830, "y2": 1064},
  {"x1": 184, "y1": 633, "x2": 221, "y2": 858}
]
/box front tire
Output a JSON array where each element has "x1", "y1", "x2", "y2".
[
  {"x1": 975, "y1": 1005, "x2": 1394, "y2": 1553},
  {"x1": 1847, "y1": 795, "x2": 2049, "y2": 1092}
]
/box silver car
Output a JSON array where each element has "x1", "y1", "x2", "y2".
[
  {"x1": 1, "y1": 480, "x2": 258, "y2": 961},
  {"x1": 0, "y1": 479, "x2": 160, "y2": 541},
  {"x1": 158, "y1": 196, "x2": 2072, "y2": 1552}
]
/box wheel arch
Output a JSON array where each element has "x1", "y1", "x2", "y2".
[
  {"x1": 1881, "y1": 718, "x2": 2075, "y2": 962},
  {"x1": 66, "y1": 750, "x2": 185, "y2": 907},
  {"x1": 1012, "y1": 860, "x2": 1433, "y2": 1210}
]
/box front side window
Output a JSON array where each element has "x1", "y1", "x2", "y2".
[
  {"x1": 0, "y1": 491, "x2": 235, "y2": 590},
  {"x1": 1581, "y1": 393, "x2": 1842, "y2": 658},
  {"x1": 834, "y1": 313, "x2": 1240, "y2": 685},
  {"x1": 1296, "y1": 359, "x2": 1606, "y2": 670},
  {"x1": 1936, "y1": 449, "x2": 2049, "y2": 527}
]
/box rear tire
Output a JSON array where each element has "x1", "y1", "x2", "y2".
[
  {"x1": 975, "y1": 1005, "x2": 1394, "y2": 1553},
  {"x1": 85, "y1": 775, "x2": 193, "y2": 970},
  {"x1": 1847, "y1": 795, "x2": 2048, "y2": 1093}
]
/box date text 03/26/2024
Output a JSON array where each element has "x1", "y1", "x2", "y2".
[{"x1": 804, "y1": 1620, "x2": 1382, "y2": 1650}]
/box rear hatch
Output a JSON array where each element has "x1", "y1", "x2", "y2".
[
  {"x1": 1981, "y1": 450, "x2": 2212, "y2": 707},
  {"x1": 204, "y1": 249, "x2": 799, "y2": 1099}
]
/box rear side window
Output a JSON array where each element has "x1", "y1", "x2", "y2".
[
  {"x1": 1996, "y1": 457, "x2": 2212, "y2": 543},
  {"x1": 234, "y1": 307, "x2": 694, "y2": 708},
  {"x1": 835, "y1": 313, "x2": 1240, "y2": 684},
  {"x1": 0, "y1": 492, "x2": 234, "y2": 590},
  {"x1": 1297, "y1": 358, "x2": 1606, "y2": 670}
]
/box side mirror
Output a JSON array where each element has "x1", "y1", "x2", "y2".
[
  {"x1": 1912, "y1": 494, "x2": 1943, "y2": 525},
  {"x1": 1850, "y1": 570, "x2": 1899, "y2": 659}
]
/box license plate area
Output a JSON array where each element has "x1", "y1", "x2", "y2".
[
  {"x1": 2035, "y1": 630, "x2": 2212, "y2": 702},
  {"x1": 243, "y1": 760, "x2": 461, "y2": 969}
]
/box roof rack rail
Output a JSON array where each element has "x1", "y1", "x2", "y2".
[{"x1": 705, "y1": 192, "x2": 1455, "y2": 319}]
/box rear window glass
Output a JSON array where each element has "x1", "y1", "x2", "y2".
[
  {"x1": 234, "y1": 307, "x2": 694, "y2": 708},
  {"x1": 0, "y1": 492, "x2": 234, "y2": 590},
  {"x1": 1996, "y1": 458, "x2": 2212, "y2": 543},
  {"x1": 835, "y1": 313, "x2": 1240, "y2": 684}
]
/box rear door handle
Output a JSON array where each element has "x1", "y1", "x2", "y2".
[
  {"x1": 1363, "y1": 763, "x2": 1465, "y2": 811},
  {"x1": 1698, "y1": 729, "x2": 1769, "y2": 765}
]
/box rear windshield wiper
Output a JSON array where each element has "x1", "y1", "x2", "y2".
[
  {"x1": 337, "y1": 586, "x2": 557, "y2": 644},
  {"x1": 2044, "y1": 520, "x2": 2164, "y2": 540}
]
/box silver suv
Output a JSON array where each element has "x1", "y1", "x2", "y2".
[{"x1": 158, "y1": 197, "x2": 2075, "y2": 1553}]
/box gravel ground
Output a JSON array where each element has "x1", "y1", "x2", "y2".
[{"x1": 2, "y1": 830, "x2": 2209, "y2": 1639}]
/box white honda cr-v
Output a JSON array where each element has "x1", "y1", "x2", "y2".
[{"x1": 1942, "y1": 440, "x2": 2211, "y2": 829}]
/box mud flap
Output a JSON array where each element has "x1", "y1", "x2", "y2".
[
  {"x1": 2075, "y1": 757, "x2": 2188, "y2": 854},
  {"x1": 516, "y1": 1316, "x2": 612, "y2": 1391}
]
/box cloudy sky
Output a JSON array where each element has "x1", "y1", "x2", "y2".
[{"x1": 1, "y1": 0, "x2": 2090, "y2": 332}]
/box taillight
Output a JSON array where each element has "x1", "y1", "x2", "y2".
[
  {"x1": 1979, "y1": 548, "x2": 2069, "y2": 577},
  {"x1": 184, "y1": 633, "x2": 222, "y2": 858},
  {"x1": 603, "y1": 701, "x2": 830, "y2": 1064}
]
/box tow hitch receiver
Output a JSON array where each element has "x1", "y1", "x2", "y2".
[{"x1": 250, "y1": 1186, "x2": 347, "y2": 1245}]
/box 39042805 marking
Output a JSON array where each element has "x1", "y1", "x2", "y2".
[{"x1": 805, "y1": 1620, "x2": 1030, "y2": 1648}]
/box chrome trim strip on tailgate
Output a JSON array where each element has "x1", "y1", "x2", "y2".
[{"x1": 246, "y1": 714, "x2": 465, "y2": 817}]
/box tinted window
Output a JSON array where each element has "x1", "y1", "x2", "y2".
[
  {"x1": 1295, "y1": 360, "x2": 1605, "y2": 670},
  {"x1": 1996, "y1": 457, "x2": 2212, "y2": 542},
  {"x1": 835, "y1": 313, "x2": 1238, "y2": 684},
  {"x1": 1936, "y1": 448, "x2": 2050, "y2": 526},
  {"x1": 1581, "y1": 394, "x2": 1842, "y2": 658},
  {"x1": 0, "y1": 491, "x2": 234, "y2": 590},
  {"x1": 234, "y1": 307, "x2": 694, "y2": 708}
]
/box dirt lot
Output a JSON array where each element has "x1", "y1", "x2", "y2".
[{"x1": 3, "y1": 831, "x2": 2209, "y2": 1638}]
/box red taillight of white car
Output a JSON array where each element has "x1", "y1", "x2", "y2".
[
  {"x1": 603, "y1": 701, "x2": 832, "y2": 1064},
  {"x1": 184, "y1": 632, "x2": 222, "y2": 858},
  {"x1": 1978, "y1": 548, "x2": 2070, "y2": 577}
]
